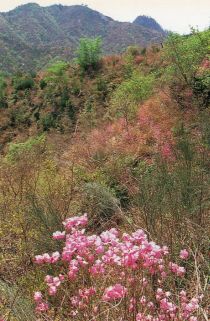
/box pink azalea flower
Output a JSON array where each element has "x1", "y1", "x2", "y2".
[
  {"x1": 103, "y1": 284, "x2": 127, "y2": 301},
  {"x1": 35, "y1": 302, "x2": 49, "y2": 313},
  {"x1": 45, "y1": 275, "x2": 53, "y2": 284},
  {"x1": 51, "y1": 251, "x2": 60, "y2": 263},
  {"x1": 63, "y1": 213, "x2": 88, "y2": 230},
  {"x1": 34, "y1": 255, "x2": 44, "y2": 264},
  {"x1": 53, "y1": 231, "x2": 66, "y2": 240},
  {"x1": 49, "y1": 285, "x2": 57, "y2": 296},
  {"x1": 34, "y1": 291, "x2": 42, "y2": 302},
  {"x1": 180, "y1": 249, "x2": 189, "y2": 260}
]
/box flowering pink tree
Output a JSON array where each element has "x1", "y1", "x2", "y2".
[{"x1": 34, "y1": 214, "x2": 202, "y2": 321}]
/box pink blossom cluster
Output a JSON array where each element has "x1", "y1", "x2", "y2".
[
  {"x1": 52, "y1": 230, "x2": 66, "y2": 240},
  {"x1": 169, "y1": 262, "x2": 186, "y2": 277},
  {"x1": 63, "y1": 213, "x2": 88, "y2": 230},
  {"x1": 103, "y1": 284, "x2": 127, "y2": 301},
  {"x1": 44, "y1": 274, "x2": 64, "y2": 296},
  {"x1": 70, "y1": 287, "x2": 96, "y2": 311},
  {"x1": 34, "y1": 251, "x2": 60, "y2": 264},
  {"x1": 180, "y1": 249, "x2": 189, "y2": 260},
  {"x1": 34, "y1": 214, "x2": 201, "y2": 321},
  {"x1": 34, "y1": 291, "x2": 49, "y2": 313}
]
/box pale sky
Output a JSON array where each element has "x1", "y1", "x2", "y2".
[{"x1": 0, "y1": 0, "x2": 209, "y2": 34}]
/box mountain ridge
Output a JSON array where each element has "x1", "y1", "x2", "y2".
[
  {"x1": 0, "y1": 3, "x2": 166, "y2": 73},
  {"x1": 133, "y1": 15, "x2": 166, "y2": 33}
]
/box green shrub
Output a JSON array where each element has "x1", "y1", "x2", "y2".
[
  {"x1": 9, "y1": 107, "x2": 31, "y2": 127},
  {"x1": 14, "y1": 77, "x2": 34, "y2": 91},
  {"x1": 44, "y1": 61, "x2": 69, "y2": 87},
  {"x1": 40, "y1": 79, "x2": 47, "y2": 90},
  {"x1": 30, "y1": 71, "x2": 37, "y2": 78},
  {"x1": 96, "y1": 78, "x2": 108, "y2": 92},
  {"x1": 41, "y1": 113, "x2": 57, "y2": 131},
  {"x1": 60, "y1": 87, "x2": 70, "y2": 109},
  {"x1": 141, "y1": 47, "x2": 147, "y2": 55},
  {"x1": 125, "y1": 45, "x2": 140, "y2": 57},
  {"x1": 46, "y1": 61, "x2": 69, "y2": 77},
  {"x1": 111, "y1": 72, "x2": 155, "y2": 121},
  {"x1": 7, "y1": 135, "x2": 46, "y2": 162},
  {"x1": 192, "y1": 73, "x2": 210, "y2": 108},
  {"x1": 82, "y1": 182, "x2": 119, "y2": 227},
  {"x1": 76, "y1": 37, "x2": 102, "y2": 72},
  {"x1": 0, "y1": 73, "x2": 7, "y2": 108},
  {"x1": 71, "y1": 82, "x2": 81, "y2": 95},
  {"x1": 66, "y1": 100, "x2": 76, "y2": 122}
]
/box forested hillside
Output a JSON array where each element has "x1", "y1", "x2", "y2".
[
  {"x1": 0, "y1": 28, "x2": 210, "y2": 321},
  {"x1": 0, "y1": 3, "x2": 165, "y2": 73}
]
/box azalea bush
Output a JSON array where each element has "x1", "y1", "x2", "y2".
[{"x1": 33, "y1": 213, "x2": 204, "y2": 321}]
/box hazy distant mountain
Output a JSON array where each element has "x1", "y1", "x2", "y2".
[
  {"x1": 0, "y1": 3, "x2": 166, "y2": 73},
  {"x1": 133, "y1": 15, "x2": 165, "y2": 34}
]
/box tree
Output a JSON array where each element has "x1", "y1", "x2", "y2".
[
  {"x1": 76, "y1": 37, "x2": 102, "y2": 72},
  {"x1": 164, "y1": 30, "x2": 210, "y2": 86}
]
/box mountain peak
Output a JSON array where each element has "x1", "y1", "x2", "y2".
[
  {"x1": 0, "y1": 4, "x2": 166, "y2": 72},
  {"x1": 15, "y1": 3, "x2": 40, "y2": 10},
  {"x1": 4, "y1": 3, "x2": 41, "y2": 15},
  {"x1": 133, "y1": 15, "x2": 165, "y2": 33}
]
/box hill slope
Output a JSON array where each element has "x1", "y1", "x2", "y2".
[
  {"x1": 0, "y1": 3, "x2": 165, "y2": 72},
  {"x1": 0, "y1": 29, "x2": 209, "y2": 321}
]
